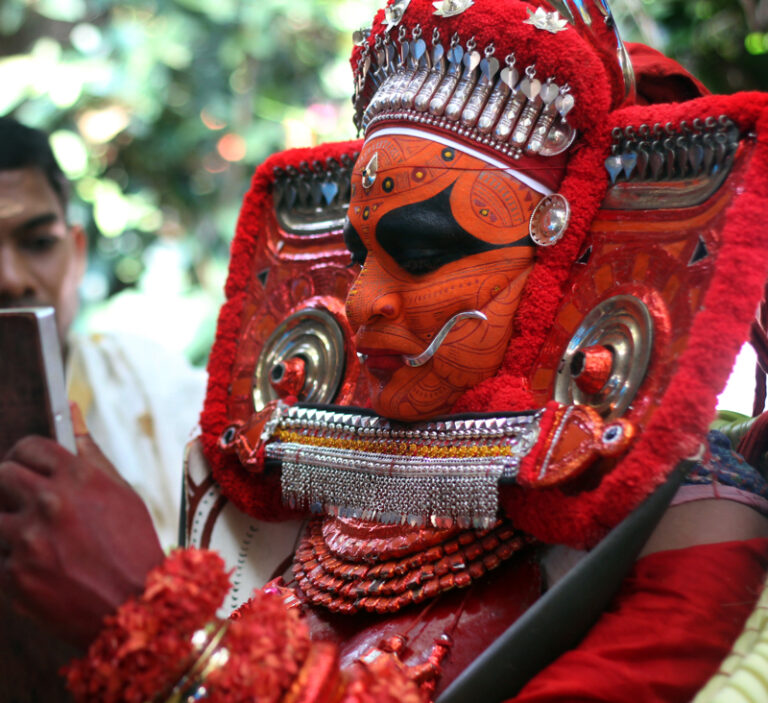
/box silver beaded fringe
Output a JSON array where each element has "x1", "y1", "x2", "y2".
[{"x1": 264, "y1": 405, "x2": 542, "y2": 529}]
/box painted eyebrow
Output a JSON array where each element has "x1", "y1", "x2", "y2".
[{"x1": 375, "y1": 183, "x2": 530, "y2": 276}]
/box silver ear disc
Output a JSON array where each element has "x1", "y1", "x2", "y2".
[
  {"x1": 554, "y1": 295, "x2": 654, "y2": 419},
  {"x1": 529, "y1": 193, "x2": 571, "y2": 246},
  {"x1": 252, "y1": 308, "x2": 345, "y2": 412}
]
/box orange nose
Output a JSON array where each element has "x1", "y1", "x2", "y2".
[{"x1": 372, "y1": 292, "x2": 402, "y2": 320}]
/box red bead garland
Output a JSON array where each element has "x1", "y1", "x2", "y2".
[{"x1": 293, "y1": 517, "x2": 534, "y2": 614}]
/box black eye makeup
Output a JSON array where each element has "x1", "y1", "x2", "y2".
[
  {"x1": 343, "y1": 216, "x2": 367, "y2": 267},
  {"x1": 375, "y1": 183, "x2": 530, "y2": 276}
]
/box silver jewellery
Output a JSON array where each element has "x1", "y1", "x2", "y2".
[
  {"x1": 352, "y1": 24, "x2": 577, "y2": 161},
  {"x1": 523, "y1": 7, "x2": 569, "y2": 33},
  {"x1": 361, "y1": 152, "x2": 379, "y2": 190},
  {"x1": 263, "y1": 404, "x2": 543, "y2": 529},
  {"x1": 529, "y1": 193, "x2": 571, "y2": 246},
  {"x1": 604, "y1": 116, "x2": 740, "y2": 184},
  {"x1": 224, "y1": 401, "x2": 637, "y2": 529},
  {"x1": 402, "y1": 310, "x2": 487, "y2": 367},
  {"x1": 384, "y1": 0, "x2": 411, "y2": 31},
  {"x1": 271, "y1": 151, "x2": 357, "y2": 236},
  {"x1": 432, "y1": 0, "x2": 475, "y2": 17}
]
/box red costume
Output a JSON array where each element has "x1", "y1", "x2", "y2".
[{"x1": 64, "y1": 1, "x2": 768, "y2": 701}]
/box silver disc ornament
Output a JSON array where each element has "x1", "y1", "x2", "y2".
[
  {"x1": 529, "y1": 193, "x2": 571, "y2": 246},
  {"x1": 252, "y1": 308, "x2": 346, "y2": 411},
  {"x1": 554, "y1": 295, "x2": 654, "y2": 419}
]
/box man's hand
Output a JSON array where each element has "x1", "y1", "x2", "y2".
[{"x1": 0, "y1": 411, "x2": 165, "y2": 648}]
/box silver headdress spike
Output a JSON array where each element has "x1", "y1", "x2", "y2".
[
  {"x1": 477, "y1": 52, "x2": 516, "y2": 134},
  {"x1": 510, "y1": 66, "x2": 545, "y2": 148},
  {"x1": 445, "y1": 37, "x2": 481, "y2": 121},
  {"x1": 352, "y1": 42, "x2": 371, "y2": 124},
  {"x1": 401, "y1": 25, "x2": 431, "y2": 108},
  {"x1": 354, "y1": 5, "x2": 584, "y2": 158},
  {"x1": 413, "y1": 28, "x2": 445, "y2": 111},
  {"x1": 385, "y1": 25, "x2": 417, "y2": 109},
  {"x1": 493, "y1": 64, "x2": 534, "y2": 143},
  {"x1": 382, "y1": 32, "x2": 395, "y2": 76},
  {"x1": 428, "y1": 32, "x2": 464, "y2": 116},
  {"x1": 364, "y1": 33, "x2": 402, "y2": 126},
  {"x1": 526, "y1": 77, "x2": 560, "y2": 154},
  {"x1": 462, "y1": 43, "x2": 499, "y2": 127},
  {"x1": 371, "y1": 35, "x2": 386, "y2": 86}
]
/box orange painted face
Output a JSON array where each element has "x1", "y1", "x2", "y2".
[{"x1": 345, "y1": 130, "x2": 544, "y2": 421}]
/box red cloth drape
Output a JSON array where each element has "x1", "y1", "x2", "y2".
[
  {"x1": 627, "y1": 42, "x2": 710, "y2": 104},
  {"x1": 511, "y1": 539, "x2": 768, "y2": 703}
]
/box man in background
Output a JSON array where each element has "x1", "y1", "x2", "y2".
[
  {"x1": 0, "y1": 116, "x2": 205, "y2": 548},
  {"x1": 0, "y1": 116, "x2": 204, "y2": 701}
]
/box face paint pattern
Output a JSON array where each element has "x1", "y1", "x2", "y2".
[{"x1": 345, "y1": 132, "x2": 541, "y2": 421}]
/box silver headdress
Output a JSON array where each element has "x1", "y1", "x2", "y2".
[{"x1": 351, "y1": 0, "x2": 637, "y2": 161}]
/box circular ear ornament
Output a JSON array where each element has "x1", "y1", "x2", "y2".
[
  {"x1": 252, "y1": 308, "x2": 346, "y2": 411},
  {"x1": 554, "y1": 295, "x2": 654, "y2": 419},
  {"x1": 529, "y1": 193, "x2": 571, "y2": 246}
]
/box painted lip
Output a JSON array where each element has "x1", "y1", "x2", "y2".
[{"x1": 355, "y1": 348, "x2": 406, "y2": 372}]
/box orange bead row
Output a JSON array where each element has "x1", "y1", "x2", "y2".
[
  {"x1": 293, "y1": 519, "x2": 532, "y2": 614},
  {"x1": 275, "y1": 429, "x2": 515, "y2": 460}
]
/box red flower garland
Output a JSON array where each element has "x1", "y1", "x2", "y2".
[
  {"x1": 341, "y1": 657, "x2": 428, "y2": 703},
  {"x1": 65, "y1": 549, "x2": 426, "y2": 703},
  {"x1": 64, "y1": 549, "x2": 231, "y2": 703},
  {"x1": 204, "y1": 593, "x2": 311, "y2": 703}
]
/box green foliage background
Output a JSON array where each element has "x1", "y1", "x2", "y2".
[
  {"x1": 613, "y1": 0, "x2": 768, "y2": 92},
  {"x1": 1, "y1": 0, "x2": 765, "y2": 364}
]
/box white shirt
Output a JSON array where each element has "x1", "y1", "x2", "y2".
[{"x1": 66, "y1": 332, "x2": 206, "y2": 549}]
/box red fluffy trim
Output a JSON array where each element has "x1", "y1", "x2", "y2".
[
  {"x1": 200, "y1": 141, "x2": 362, "y2": 521},
  {"x1": 501, "y1": 94, "x2": 768, "y2": 548}
]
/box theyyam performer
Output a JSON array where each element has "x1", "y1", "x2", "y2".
[{"x1": 3, "y1": 0, "x2": 768, "y2": 701}]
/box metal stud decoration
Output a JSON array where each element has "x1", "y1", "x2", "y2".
[
  {"x1": 361, "y1": 151, "x2": 379, "y2": 190},
  {"x1": 529, "y1": 193, "x2": 571, "y2": 246}
]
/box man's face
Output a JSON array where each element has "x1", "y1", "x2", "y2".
[
  {"x1": 0, "y1": 167, "x2": 86, "y2": 346},
  {"x1": 345, "y1": 131, "x2": 542, "y2": 421}
]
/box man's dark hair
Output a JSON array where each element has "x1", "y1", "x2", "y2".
[{"x1": 0, "y1": 116, "x2": 70, "y2": 210}]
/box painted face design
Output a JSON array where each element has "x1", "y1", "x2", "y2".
[{"x1": 345, "y1": 130, "x2": 546, "y2": 421}]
